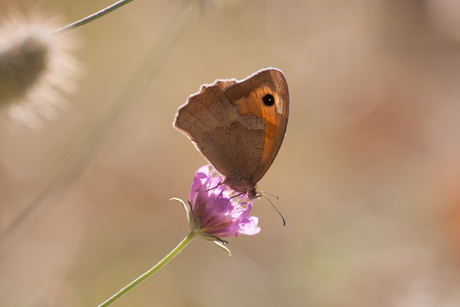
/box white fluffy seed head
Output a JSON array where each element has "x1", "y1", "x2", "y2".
[{"x1": 0, "y1": 11, "x2": 81, "y2": 129}]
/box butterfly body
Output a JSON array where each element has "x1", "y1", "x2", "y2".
[{"x1": 174, "y1": 68, "x2": 289, "y2": 199}]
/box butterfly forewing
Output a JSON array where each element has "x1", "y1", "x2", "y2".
[
  {"x1": 223, "y1": 69, "x2": 289, "y2": 183},
  {"x1": 173, "y1": 68, "x2": 289, "y2": 196}
]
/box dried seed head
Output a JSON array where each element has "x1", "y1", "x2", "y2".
[{"x1": 0, "y1": 11, "x2": 81, "y2": 128}]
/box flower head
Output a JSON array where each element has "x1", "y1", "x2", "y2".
[
  {"x1": 173, "y1": 165, "x2": 260, "y2": 251},
  {"x1": 0, "y1": 11, "x2": 81, "y2": 128}
]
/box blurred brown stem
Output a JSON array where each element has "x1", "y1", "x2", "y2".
[
  {"x1": 54, "y1": 0, "x2": 135, "y2": 34},
  {"x1": 0, "y1": 0, "x2": 201, "y2": 258}
]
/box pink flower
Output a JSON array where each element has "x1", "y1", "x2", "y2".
[{"x1": 179, "y1": 165, "x2": 261, "y2": 243}]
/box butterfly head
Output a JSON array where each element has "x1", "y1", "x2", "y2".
[{"x1": 222, "y1": 175, "x2": 261, "y2": 200}]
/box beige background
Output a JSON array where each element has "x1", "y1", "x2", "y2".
[{"x1": 1, "y1": 0, "x2": 460, "y2": 306}]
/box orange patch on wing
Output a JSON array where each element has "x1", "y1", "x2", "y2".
[{"x1": 233, "y1": 85, "x2": 282, "y2": 165}]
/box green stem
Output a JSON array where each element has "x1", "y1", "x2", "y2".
[
  {"x1": 98, "y1": 231, "x2": 196, "y2": 307},
  {"x1": 54, "y1": 0, "x2": 135, "y2": 34}
]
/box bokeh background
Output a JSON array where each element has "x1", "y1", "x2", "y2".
[{"x1": 2, "y1": 0, "x2": 460, "y2": 306}]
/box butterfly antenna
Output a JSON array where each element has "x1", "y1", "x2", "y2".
[
  {"x1": 261, "y1": 192, "x2": 285, "y2": 226},
  {"x1": 260, "y1": 191, "x2": 279, "y2": 200}
]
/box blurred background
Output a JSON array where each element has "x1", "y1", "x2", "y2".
[{"x1": 1, "y1": 0, "x2": 460, "y2": 306}]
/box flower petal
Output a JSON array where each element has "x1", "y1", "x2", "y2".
[{"x1": 187, "y1": 165, "x2": 261, "y2": 241}]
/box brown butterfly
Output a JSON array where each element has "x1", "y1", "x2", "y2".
[{"x1": 174, "y1": 68, "x2": 289, "y2": 199}]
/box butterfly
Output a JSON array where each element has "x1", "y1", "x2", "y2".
[{"x1": 174, "y1": 68, "x2": 289, "y2": 199}]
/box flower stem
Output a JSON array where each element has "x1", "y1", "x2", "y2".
[
  {"x1": 98, "y1": 231, "x2": 196, "y2": 307},
  {"x1": 54, "y1": 0, "x2": 135, "y2": 34}
]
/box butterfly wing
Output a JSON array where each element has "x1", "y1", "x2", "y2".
[
  {"x1": 173, "y1": 79, "x2": 267, "y2": 190},
  {"x1": 173, "y1": 68, "x2": 289, "y2": 194},
  {"x1": 223, "y1": 68, "x2": 289, "y2": 184}
]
